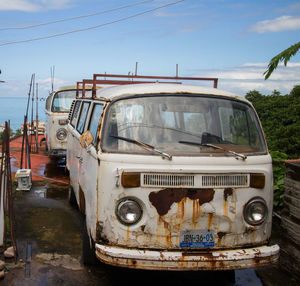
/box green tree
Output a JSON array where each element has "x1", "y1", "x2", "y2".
[
  {"x1": 290, "y1": 85, "x2": 300, "y2": 97},
  {"x1": 246, "y1": 86, "x2": 300, "y2": 157},
  {"x1": 264, "y1": 41, "x2": 300, "y2": 79},
  {"x1": 246, "y1": 87, "x2": 300, "y2": 209}
]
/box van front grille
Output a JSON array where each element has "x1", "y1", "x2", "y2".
[
  {"x1": 142, "y1": 174, "x2": 194, "y2": 187},
  {"x1": 141, "y1": 173, "x2": 249, "y2": 188},
  {"x1": 202, "y1": 174, "x2": 248, "y2": 187}
]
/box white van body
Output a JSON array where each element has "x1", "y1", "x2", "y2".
[
  {"x1": 67, "y1": 83, "x2": 279, "y2": 270},
  {"x1": 45, "y1": 86, "x2": 79, "y2": 157}
]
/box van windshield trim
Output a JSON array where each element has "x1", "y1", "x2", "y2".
[{"x1": 101, "y1": 93, "x2": 267, "y2": 156}]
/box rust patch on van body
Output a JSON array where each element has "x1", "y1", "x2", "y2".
[
  {"x1": 149, "y1": 188, "x2": 215, "y2": 216},
  {"x1": 224, "y1": 188, "x2": 233, "y2": 201},
  {"x1": 217, "y1": 232, "x2": 227, "y2": 239}
]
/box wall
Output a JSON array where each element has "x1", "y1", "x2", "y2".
[{"x1": 280, "y1": 160, "x2": 300, "y2": 280}]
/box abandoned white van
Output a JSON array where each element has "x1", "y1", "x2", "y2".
[
  {"x1": 45, "y1": 86, "x2": 91, "y2": 157},
  {"x1": 66, "y1": 75, "x2": 279, "y2": 270}
]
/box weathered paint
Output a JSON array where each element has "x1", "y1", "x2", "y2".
[
  {"x1": 149, "y1": 188, "x2": 215, "y2": 216},
  {"x1": 224, "y1": 188, "x2": 233, "y2": 201},
  {"x1": 95, "y1": 243, "x2": 280, "y2": 271},
  {"x1": 66, "y1": 82, "x2": 279, "y2": 271}
]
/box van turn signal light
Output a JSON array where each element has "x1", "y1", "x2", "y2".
[
  {"x1": 122, "y1": 172, "x2": 140, "y2": 188},
  {"x1": 250, "y1": 173, "x2": 265, "y2": 189}
]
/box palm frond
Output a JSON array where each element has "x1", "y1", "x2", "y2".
[{"x1": 264, "y1": 41, "x2": 300, "y2": 80}]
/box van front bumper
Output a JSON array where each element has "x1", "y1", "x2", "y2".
[{"x1": 95, "y1": 243, "x2": 279, "y2": 271}]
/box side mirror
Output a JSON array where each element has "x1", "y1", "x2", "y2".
[{"x1": 80, "y1": 130, "x2": 93, "y2": 148}]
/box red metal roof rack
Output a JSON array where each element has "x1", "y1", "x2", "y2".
[{"x1": 77, "y1": 73, "x2": 218, "y2": 98}]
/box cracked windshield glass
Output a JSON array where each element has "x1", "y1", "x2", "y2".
[{"x1": 102, "y1": 95, "x2": 266, "y2": 156}]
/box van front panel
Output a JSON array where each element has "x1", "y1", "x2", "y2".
[{"x1": 95, "y1": 154, "x2": 273, "y2": 251}]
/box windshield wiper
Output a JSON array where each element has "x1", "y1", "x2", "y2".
[
  {"x1": 179, "y1": 140, "x2": 247, "y2": 161},
  {"x1": 111, "y1": 135, "x2": 172, "y2": 160}
]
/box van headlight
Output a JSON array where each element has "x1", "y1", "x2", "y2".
[
  {"x1": 116, "y1": 198, "x2": 142, "y2": 225},
  {"x1": 244, "y1": 197, "x2": 268, "y2": 226},
  {"x1": 56, "y1": 128, "x2": 67, "y2": 140}
]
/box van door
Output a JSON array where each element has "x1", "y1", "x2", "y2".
[
  {"x1": 68, "y1": 100, "x2": 82, "y2": 196},
  {"x1": 69, "y1": 101, "x2": 90, "y2": 207},
  {"x1": 78, "y1": 103, "x2": 104, "y2": 237}
]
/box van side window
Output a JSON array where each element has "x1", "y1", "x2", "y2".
[
  {"x1": 77, "y1": 102, "x2": 90, "y2": 134},
  {"x1": 70, "y1": 101, "x2": 81, "y2": 127},
  {"x1": 45, "y1": 94, "x2": 52, "y2": 111},
  {"x1": 88, "y1": 104, "x2": 104, "y2": 145}
]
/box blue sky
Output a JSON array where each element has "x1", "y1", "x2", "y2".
[{"x1": 0, "y1": 0, "x2": 299, "y2": 98}]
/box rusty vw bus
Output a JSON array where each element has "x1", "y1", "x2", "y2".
[{"x1": 66, "y1": 74, "x2": 279, "y2": 270}]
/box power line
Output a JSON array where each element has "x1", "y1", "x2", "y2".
[
  {"x1": 0, "y1": 0, "x2": 184, "y2": 47},
  {"x1": 0, "y1": 0, "x2": 154, "y2": 31}
]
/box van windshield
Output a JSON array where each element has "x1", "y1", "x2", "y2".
[
  {"x1": 102, "y1": 94, "x2": 266, "y2": 156},
  {"x1": 51, "y1": 90, "x2": 77, "y2": 112}
]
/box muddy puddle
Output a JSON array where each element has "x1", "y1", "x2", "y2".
[{"x1": 43, "y1": 157, "x2": 67, "y2": 178}]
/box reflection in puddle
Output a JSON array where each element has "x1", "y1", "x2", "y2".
[
  {"x1": 33, "y1": 186, "x2": 68, "y2": 200},
  {"x1": 44, "y1": 157, "x2": 67, "y2": 178},
  {"x1": 34, "y1": 189, "x2": 46, "y2": 198}
]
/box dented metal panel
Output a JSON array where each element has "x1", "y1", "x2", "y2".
[
  {"x1": 95, "y1": 243, "x2": 279, "y2": 271},
  {"x1": 95, "y1": 155, "x2": 275, "y2": 252}
]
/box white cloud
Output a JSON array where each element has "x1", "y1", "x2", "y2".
[
  {"x1": 0, "y1": 0, "x2": 39, "y2": 12},
  {"x1": 38, "y1": 0, "x2": 72, "y2": 10},
  {"x1": 37, "y1": 77, "x2": 70, "y2": 88},
  {"x1": 193, "y1": 62, "x2": 300, "y2": 95},
  {"x1": 0, "y1": 0, "x2": 74, "y2": 12},
  {"x1": 248, "y1": 15, "x2": 300, "y2": 33},
  {"x1": 0, "y1": 77, "x2": 71, "y2": 98}
]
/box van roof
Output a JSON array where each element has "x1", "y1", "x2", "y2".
[
  {"x1": 94, "y1": 83, "x2": 247, "y2": 103},
  {"x1": 54, "y1": 85, "x2": 93, "y2": 93},
  {"x1": 54, "y1": 85, "x2": 78, "y2": 92}
]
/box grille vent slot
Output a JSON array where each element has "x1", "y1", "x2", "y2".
[
  {"x1": 202, "y1": 175, "x2": 248, "y2": 187},
  {"x1": 142, "y1": 174, "x2": 194, "y2": 187}
]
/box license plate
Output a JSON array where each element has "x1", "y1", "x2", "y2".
[{"x1": 179, "y1": 229, "x2": 215, "y2": 248}]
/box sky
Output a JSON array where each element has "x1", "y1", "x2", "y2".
[{"x1": 0, "y1": 0, "x2": 299, "y2": 98}]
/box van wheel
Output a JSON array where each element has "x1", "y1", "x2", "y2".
[
  {"x1": 68, "y1": 185, "x2": 77, "y2": 208},
  {"x1": 82, "y1": 218, "x2": 98, "y2": 265}
]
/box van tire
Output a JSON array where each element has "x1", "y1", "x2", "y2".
[
  {"x1": 68, "y1": 185, "x2": 77, "y2": 208},
  {"x1": 82, "y1": 218, "x2": 98, "y2": 265}
]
